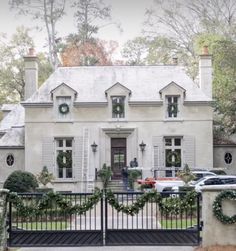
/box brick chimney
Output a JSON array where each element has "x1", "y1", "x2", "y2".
[
  {"x1": 24, "y1": 48, "x2": 38, "y2": 100},
  {"x1": 199, "y1": 46, "x2": 212, "y2": 99}
]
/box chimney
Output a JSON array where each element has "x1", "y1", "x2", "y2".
[
  {"x1": 199, "y1": 46, "x2": 212, "y2": 99},
  {"x1": 24, "y1": 48, "x2": 38, "y2": 100}
]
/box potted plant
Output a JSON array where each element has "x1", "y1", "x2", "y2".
[
  {"x1": 97, "y1": 163, "x2": 112, "y2": 190},
  {"x1": 36, "y1": 166, "x2": 54, "y2": 192},
  {"x1": 128, "y1": 170, "x2": 142, "y2": 191},
  {"x1": 177, "y1": 164, "x2": 195, "y2": 193}
]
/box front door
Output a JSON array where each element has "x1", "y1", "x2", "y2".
[{"x1": 111, "y1": 138, "x2": 126, "y2": 179}]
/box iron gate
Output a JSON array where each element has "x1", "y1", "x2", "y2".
[{"x1": 8, "y1": 191, "x2": 201, "y2": 247}]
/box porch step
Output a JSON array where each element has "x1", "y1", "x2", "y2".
[{"x1": 107, "y1": 180, "x2": 127, "y2": 192}]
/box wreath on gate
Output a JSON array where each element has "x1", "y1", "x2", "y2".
[
  {"x1": 166, "y1": 151, "x2": 181, "y2": 166},
  {"x1": 168, "y1": 103, "x2": 178, "y2": 115},
  {"x1": 113, "y1": 103, "x2": 124, "y2": 115},
  {"x1": 57, "y1": 151, "x2": 72, "y2": 169},
  {"x1": 58, "y1": 103, "x2": 69, "y2": 114},
  {"x1": 212, "y1": 190, "x2": 236, "y2": 224}
]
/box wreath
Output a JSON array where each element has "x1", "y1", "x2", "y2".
[
  {"x1": 166, "y1": 151, "x2": 181, "y2": 166},
  {"x1": 168, "y1": 103, "x2": 178, "y2": 115},
  {"x1": 212, "y1": 190, "x2": 236, "y2": 224},
  {"x1": 58, "y1": 103, "x2": 69, "y2": 114},
  {"x1": 113, "y1": 103, "x2": 124, "y2": 115},
  {"x1": 57, "y1": 151, "x2": 72, "y2": 169}
]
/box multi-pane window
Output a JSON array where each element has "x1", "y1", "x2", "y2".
[
  {"x1": 112, "y1": 96, "x2": 125, "y2": 118},
  {"x1": 165, "y1": 137, "x2": 182, "y2": 177},
  {"x1": 55, "y1": 138, "x2": 73, "y2": 179},
  {"x1": 167, "y1": 96, "x2": 179, "y2": 118},
  {"x1": 56, "y1": 97, "x2": 71, "y2": 120}
]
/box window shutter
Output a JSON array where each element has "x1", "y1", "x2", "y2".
[
  {"x1": 42, "y1": 137, "x2": 54, "y2": 173},
  {"x1": 74, "y1": 136, "x2": 83, "y2": 180},
  {"x1": 183, "y1": 135, "x2": 195, "y2": 168},
  {"x1": 153, "y1": 136, "x2": 164, "y2": 170}
]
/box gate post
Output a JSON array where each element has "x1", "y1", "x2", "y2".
[{"x1": 0, "y1": 189, "x2": 9, "y2": 251}]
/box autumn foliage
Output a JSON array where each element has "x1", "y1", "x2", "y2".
[{"x1": 61, "y1": 39, "x2": 118, "y2": 66}]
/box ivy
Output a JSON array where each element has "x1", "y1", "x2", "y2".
[{"x1": 212, "y1": 190, "x2": 236, "y2": 224}]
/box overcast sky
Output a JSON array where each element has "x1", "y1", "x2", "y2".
[{"x1": 0, "y1": 0, "x2": 154, "y2": 56}]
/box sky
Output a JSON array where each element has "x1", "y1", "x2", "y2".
[{"x1": 0, "y1": 0, "x2": 154, "y2": 58}]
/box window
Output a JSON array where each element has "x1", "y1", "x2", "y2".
[
  {"x1": 112, "y1": 96, "x2": 125, "y2": 118},
  {"x1": 56, "y1": 97, "x2": 71, "y2": 120},
  {"x1": 55, "y1": 138, "x2": 73, "y2": 179},
  {"x1": 167, "y1": 96, "x2": 179, "y2": 118},
  {"x1": 224, "y1": 152, "x2": 232, "y2": 164},
  {"x1": 6, "y1": 154, "x2": 14, "y2": 167},
  {"x1": 164, "y1": 137, "x2": 182, "y2": 177}
]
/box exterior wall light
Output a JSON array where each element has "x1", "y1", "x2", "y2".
[
  {"x1": 91, "y1": 142, "x2": 98, "y2": 152},
  {"x1": 139, "y1": 141, "x2": 146, "y2": 152}
]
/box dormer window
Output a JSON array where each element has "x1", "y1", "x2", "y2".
[
  {"x1": 167, "y1": 96, "x2": 179, "y2": 118},
  {"x1": 57, "y1": 97, "x2": 71, "y2": 120},
  {"x1": 112, "y1": 96, "x2": 125, "y2": 118}
]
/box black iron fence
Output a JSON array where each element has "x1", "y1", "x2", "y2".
[{"x1": 8, "y1": 190, "x2": 201, "y2": 247}]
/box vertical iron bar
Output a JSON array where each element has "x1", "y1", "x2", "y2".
[
  {"x1": 197, "y1": 193, "x2": 201, "y2": 244},
  {"x1": 8, "y1": 200, "x2": 12, "y2": 246},
  {"x1": 103, "y1": 191, "x2": 106, "y2": 246}
]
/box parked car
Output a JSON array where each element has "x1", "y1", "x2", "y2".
[
  {"x1": 191, "y1": 171, "x2": 216, "y2": 182},
  {"x1": 209, "y1": 169, "x2": 227, "y2": 175},
  {"x1": 173, "y1": 175, "x2": 236, "y2": 193}
]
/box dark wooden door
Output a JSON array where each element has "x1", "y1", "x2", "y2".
[{"x1": 111, "y1": 138, "x2": 126, "y2": 179}]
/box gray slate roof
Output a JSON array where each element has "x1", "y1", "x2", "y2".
[
  {"x1": 0, "y1": 126, "x2": 24, "y2": 147},
  {"x1": 25, "y1": 66, "x2": 211, "y2": 103}
]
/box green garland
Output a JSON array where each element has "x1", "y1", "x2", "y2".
[
  {"x1": 106, "y1": 189, "x2": 197, "y2": 216},
  {"x1": 106, "y1": 189, "x2": 162, "y2": 216},
  {"x1": 57, "y1": 151, "x2": 72, "y2": 169},
  {"x1": 166, "y1": 151, "x2": 181, "y2": 166},
  {"x1": 8, "y1": 189, "x2": 102, "y2": 218},
  {"x1": 58, "y1": 103, "x2": 69, "y2": 114},
  {"x1": 113, "y1": 103, "x2": 124, "y2": 115},
  {"x1": 212, "y1": 190, "x2": 236, "y2": 224}
]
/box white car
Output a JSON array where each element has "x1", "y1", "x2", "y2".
[{"x1": 172, "y1": 175, "x2": 236, "y2": 193}]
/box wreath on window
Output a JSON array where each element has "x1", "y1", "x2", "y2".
[
  {"x1": 58, "y1": 103, "x2": 69, "y2": 114},
  {"x1": 57, "y1": 151, "x2": 72, "y2": 169},
  {"x1": 168, "y1": 103, "x2": 178, "y2": 115},
  {"x1": 166, "y1": 151, "x2": 181, "y2": 166},
  {"x1": 113, "y1": 103, "x2": 124, "y2": 115},
  {"x1": 212, "y1": 190, "x2": 236, "y2": 224}
]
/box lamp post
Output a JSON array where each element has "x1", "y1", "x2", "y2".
[{"x1": 91, "y1": 142, "x2": 98, "y2": 153}]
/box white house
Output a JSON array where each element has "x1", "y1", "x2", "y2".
[{"x1": 0, "y1": 49, "x2": 213, "y2": 192}]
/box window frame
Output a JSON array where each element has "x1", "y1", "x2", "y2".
[
  {"x1": 166, "y1": 95, "x2": 179, "y2": 118},
  {"x1": 111, "y1": 96, "x2": 125, "y2": 119},
  {"x1": 164, "y1": 137, "x2": 182, "y2": 177},
  {"x1": 55, "y1": 138, "x2": 73, "y2": 179}
]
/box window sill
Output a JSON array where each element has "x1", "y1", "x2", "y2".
[
  {"x1": 52, "y1": 179, "x2": 77, "y2": 183},
  {"x1": 54, "y1": 120, "x2": 74, "y2": 123},
  {"x1": 108, "y1": 118, "x2": 128, "y2": 122},
  {"x1": 164, "y1": 118, "x2": 184, "y2": 122}
]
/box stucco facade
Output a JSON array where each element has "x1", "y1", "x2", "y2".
[{"x1": 0, "y1": 50, "x2": 213, "y2": 192}]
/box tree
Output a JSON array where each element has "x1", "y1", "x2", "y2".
[
  {"x1": 122, "y1": 36, "x2": 176, "y2": 65},
  {"x1": 72, "y1": 0, "x2": 112, "y2": 43},
  {"x1": 144, "y1": 0, "x2": 236, "y2": 79},
  {"x1": 61, "y1": 39, "x2": 117, "y2": 66},
  {"x1": 9, "y1": 0, "x2": 66, "y2": 70},
  {"x1": 4, "y1": 170, "x2": 38, "y2": 192},
  {"x1": 0, "y1": 27, "x2": 52, "y2": 104}
]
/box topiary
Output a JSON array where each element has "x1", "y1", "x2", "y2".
[
  {"x1": 98, "y1": 164, "x2": 113, "y2": 189},
  {"x1": 3, "y1": 170, "x2": 38, "y2": 192}
]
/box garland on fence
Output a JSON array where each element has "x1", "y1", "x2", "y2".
[
  {"x1": 106, "y1": 189, "x2": 162, "y2": 216},
  {"x1": 8, "y1": 188, "x2": 102, "y2": 218},
  {"x1": 159, "y1": 190, "x2": 198, "y2": 215},
  {"x1": 212, "y1": 190, "x2": 236, "y2": 224}
]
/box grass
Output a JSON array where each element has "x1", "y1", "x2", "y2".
[
  {"x1": 12, "y1": 221, "x2": 68, "y2": 230},
  {"x1": 160, "y1": 218, "x2": 197, "y2": 229}
]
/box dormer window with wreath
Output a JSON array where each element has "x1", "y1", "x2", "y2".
[
  {"x1": 56, "y1": 97, "x2": 71, "y2": 120},
  {"x1": 112, "y1": 96, "x2": 125, "y2": 118},
  {"x1": 167, "y1": 96, "x2": 179, "y2": 118}
]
